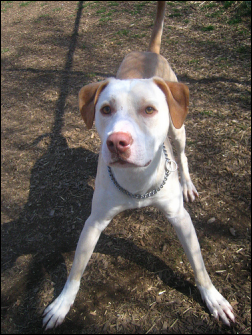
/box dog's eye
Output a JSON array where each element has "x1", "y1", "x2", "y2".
[
  {"x1": 101, "y1": 106, "x2": 111, "y2": 115},
  {"x1": 145, "y1": 106, "x2": 155, "y2": 114}
]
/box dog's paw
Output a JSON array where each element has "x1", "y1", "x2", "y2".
[
  {"x1": 43, "y1": 295, "x2": 71, "y2": 330},
  {"x1": 198, "y1": 285, "x2": 235, "y2": 326},
  {"x1": 42, "y1": 280, "x2": 80, "y2": 330},
  {"x1": 181, "y1": 178, "x2": 199, "y2": 202}
]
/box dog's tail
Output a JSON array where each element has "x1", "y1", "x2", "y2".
[{"x1": 148, "y1": 1, "x2": 166, "y2": 54}]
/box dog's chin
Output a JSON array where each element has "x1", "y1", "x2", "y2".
[{"x1": 109, "y1": 158, "x2": 151, "y2": 168}]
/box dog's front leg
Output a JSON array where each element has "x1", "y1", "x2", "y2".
[
  {"x1": 166, "y1": 209, "x2": 235, "y2": 325},
  {"x1": 43, "y1": 215, "x2": 109, "y2": 330},
  {"x1": 168, "y1": 123, "x2": 198, "y2": 202}
]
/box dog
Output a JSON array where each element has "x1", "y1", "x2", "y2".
[{"x1": 43, "y1": 1, "x2": 234, "y2": 329}]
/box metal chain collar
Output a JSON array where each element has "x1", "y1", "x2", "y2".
[{"x1": 107, "y1": 144, "x2": 177, "y2": 199}]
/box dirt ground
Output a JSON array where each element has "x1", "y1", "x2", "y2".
[{"x1": 1, "y1": 1, "x2": 251, "y2": 334}]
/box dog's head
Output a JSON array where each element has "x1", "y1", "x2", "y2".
[{"x1": 79, "y1": 77, "x2": 189, "y2": 168}]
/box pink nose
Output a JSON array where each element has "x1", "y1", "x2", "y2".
[{"x1": 106, "y1": 132, "x2": 133, "y2": 154}]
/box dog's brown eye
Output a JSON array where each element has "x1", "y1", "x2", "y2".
[
  {"x1": 101, "y1": 106, "x2": 111, "y2": 114},
  {"x1": 145, "y1": 106, "x2": 155, "y2": 114}
]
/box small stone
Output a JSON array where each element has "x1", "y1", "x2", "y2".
[{"x1": 207, "y1": 217, "x2": 216, "y2": 224}]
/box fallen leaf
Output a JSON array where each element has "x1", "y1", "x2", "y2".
[
  {"x1": 229, "y1": 227, "x2": 236, "y2": 236},
  {"x1": 231, "y1": 300, "x2": 238, "y2": 307}
]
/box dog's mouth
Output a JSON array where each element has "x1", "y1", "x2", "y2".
[{"x1": 110, "y1": 159, "x2": 129, "y2": 166}]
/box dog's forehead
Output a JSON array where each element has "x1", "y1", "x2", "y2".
[{"x1": 101, "y1": 78, "x2": 161, "y2": 102}]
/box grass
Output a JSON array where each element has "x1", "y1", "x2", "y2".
[
  {"x1": 198, "y1": 110, "x2": 227, "y2": 120},
  {"x1": 236, "y1": 45, "x2": 250, "y2": 54},
  {"x1": 34, "y1": 14, "x2": 50, "y2": 22},
  {"x1": 199, "y1": 110, "x2": 215, "y2": 117},
  {"x1": 99, "y1": 17, "x2": 112, "y2": 23},
  {"x1": 87, "y1": 73, "x2": 97, "y2": 79},
  {"x1": 226, "y1": 1, "x2": 251, "y2": 24},
  {"x1": 200, "y1": 1, "x2": 251, "y2": 27},
  {"x1": 166, "y1": 39, "x2": 179, "y2": 45},
  {"x1": 168, "y1": 9, "x2": 182, "y2": 18},
  {"x1": 19, "y1": 1, "x2": 33, "y2": 7},
  {"x1": 206, "y1": 9, "x2": 224, "y2": 18},
  {"x1": 227, "y1": 17, "x2": 242, "y2": 25},
  {"x1": 1, "y1": 1, "x2": 13, "y2": 12},
  {"x1": 202, "y1": 2, "x2": 218, "y2": 9},
  {"x1": 201, "y1": 25, "x2": 215, "y2": 32},
  {"x1": 95, "y1": 4, "x2": 116, "y2": 22},
  {"x1": 52, "y1": 7, "x2": 62, "y2": 13},
  {"x1": 188, "y1": 59, "x2": 199, "y2": 65},
  {"x1": 215, "y1": 58, "x2": 232, "y2": 69},
  {"x1": 108, "y1": 1, "x2": 119, "y2": 6},
  {"x1": 135, "y1": 1, "x2": 148, "y2": 13},
  {"x1": 115, "y1": 29, "x2": 129, "y2": 37},
  {"x1": 96, "y1": 8, "x2": 106, "y2": 14},
  {"x1": 1, "y1": 47, "x2": 9, "y2": 54},
  {"x1": 237, "y1": 27, "x2": 250, "y2": 37},
  {"x1": 132, "y1": 33, "x2": 146, "y2": 39},
  {"x1": 223, "y1": 1, "x2": 235, "y2": 9}
]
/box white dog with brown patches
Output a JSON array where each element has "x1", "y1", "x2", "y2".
[{"x1": 43, "y1": 1, "x2": 235, "y2": 329}]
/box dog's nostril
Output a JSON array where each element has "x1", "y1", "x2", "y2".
[
  {"x1": 119, "y1": 140, "x2": 127, "y2": 147},
  {"x1": 107, "y1": 141, "x2": 114, "y2": 148}
]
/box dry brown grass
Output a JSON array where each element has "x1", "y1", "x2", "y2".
[{"x1": 1, "y1": 1, "x2": 251, "y2": 334}]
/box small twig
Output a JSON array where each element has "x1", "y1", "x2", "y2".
[
  {"x1": 170, "y1": 318, "x2": 178, "y2": 328},
  {"x1": 146, "y1": 322, "x2": 156, "y2": 334},
  {"x1": 183, "y1": 307, "x2": 192, "y2": 315}
]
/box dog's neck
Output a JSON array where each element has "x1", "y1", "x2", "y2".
[{"x1": 108, "y1": 145, "x2": 166, "y2": 196}]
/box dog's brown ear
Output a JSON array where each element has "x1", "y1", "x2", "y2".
[
  {"x1": 153, "y1": 77, "x2": 189, "y2": 129},
  {"x1": 79, "y1": 80, "x2": 110, "y2": 129}
]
